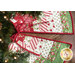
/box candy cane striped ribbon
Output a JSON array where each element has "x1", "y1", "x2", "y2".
[
  {"x1": 40, "y1": 17, "x2": 49, "y2": 32},
  {"x1": 29, "y1": 37, "x2": 39, "y2": 50},
  {"x1": 8, "y1": 43, "x2": 21, "y2": 50},
  {"x1": 39, "y1": 22, "x2": 49, "y2": 32},
  {"x1": 39, "y1": 11, "x2": 53, "y2": 32},
  {"x1": 43, "y1": 11, "x2": 53, "y2": 17}
]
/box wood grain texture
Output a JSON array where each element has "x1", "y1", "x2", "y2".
[{"x1": 25, "y1": 11, "x2": 75, "y2": 63}]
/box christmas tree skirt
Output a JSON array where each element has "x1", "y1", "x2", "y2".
[
  {"x1": 10, "y1": 33, "x2": 72, "y2": 63},
  {"x1": 10, "y1": 11, "x2": 74, "y2": 34}
]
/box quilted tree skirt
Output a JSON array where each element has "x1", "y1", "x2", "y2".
[
  {"x1": 10, "y1": 33, "x2": 72, "y2": 63},
  {"x1": 10, "y1": 11, "x2": 74, "y2": 34},
  {"x1": 9, "y1": 11, "x2": 74, "y2": 63}
]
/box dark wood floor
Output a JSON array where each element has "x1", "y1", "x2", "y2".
[{"x1": 25, "y1": 11, "x2": 75, "y2": 63}]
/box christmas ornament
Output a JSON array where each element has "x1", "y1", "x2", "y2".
[
  {"x1": 10, "y1": 33, "x2": 72, "y2": 63},
  {"x1": 10, "y1": 11, "x2": 74, "y2": 34}
]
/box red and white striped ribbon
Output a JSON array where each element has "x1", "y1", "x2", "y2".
[
  {"x1": 39, "y1": 11, "x2": 53, "y2": 32},
  {"x1": 41, "y1": 17, "x2": 47, "y2": 22},
  {"x1": 39, "y1": 23, "x2": 49, "y2": 32},
  {"x1": 43, "y1": 11, "x2": 53, "y2": 17},
  {"x1": 9, "y1": 43, "x2": 21, "y2": 50},
  {"x1": 29, "y1": 37, "x2": 39, "y2": 50}
]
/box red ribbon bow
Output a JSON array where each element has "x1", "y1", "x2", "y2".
[{"x1": 10, "y1": 13, "x2": 36, "y2": 32}]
